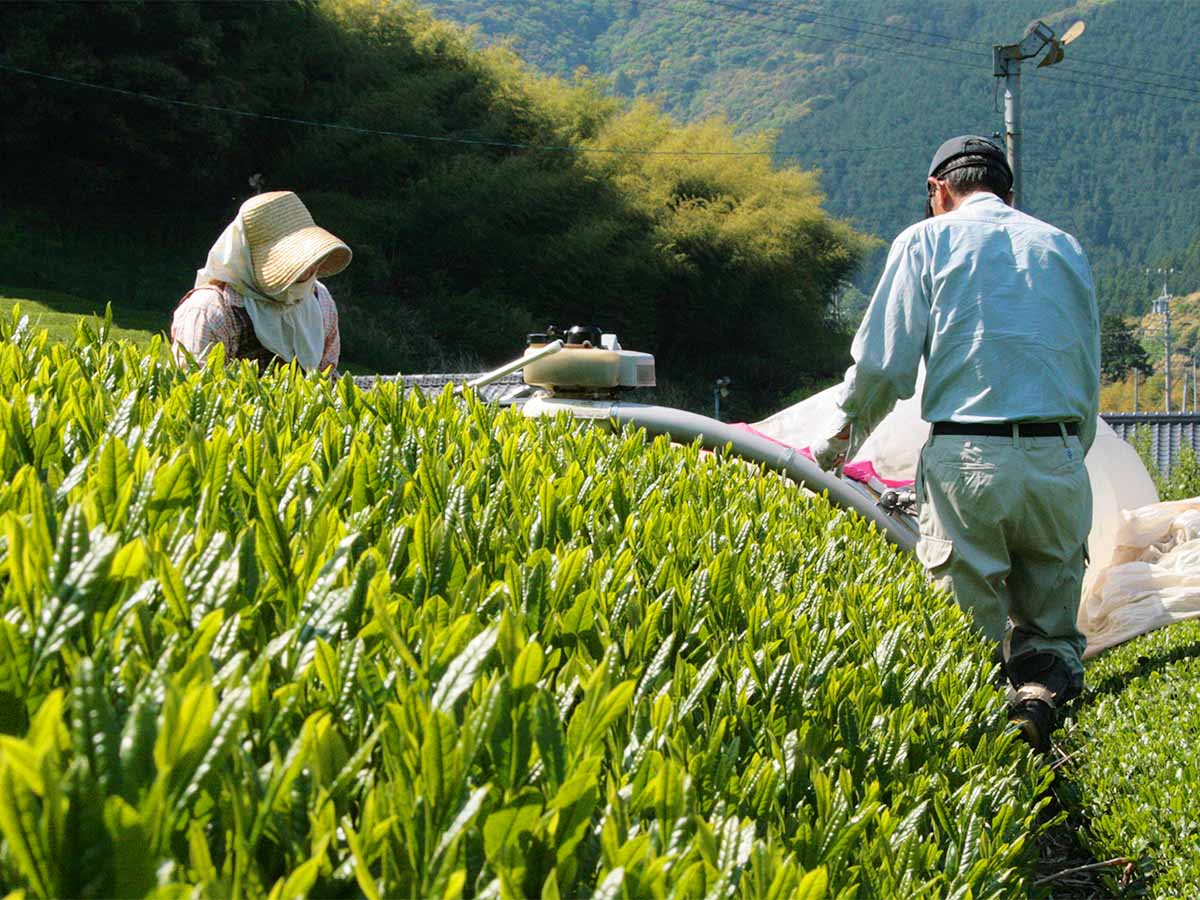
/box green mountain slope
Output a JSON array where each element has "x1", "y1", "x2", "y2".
[{"x1": 426, "y1": 0, "x2": 1200, "y2": 313}]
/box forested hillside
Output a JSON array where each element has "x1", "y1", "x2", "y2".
[
  {"x1": 427, "y1": 0, "x2": 1200, "y2": 315},
  {"x1": 0, "y1": 0, "x2": 867, "y2": 418}
]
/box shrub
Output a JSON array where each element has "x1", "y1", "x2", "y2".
[
  {"x1": 0, "y1": 310, "x2": 1048, "y2": 897},
  {"x1": 1064, "y1": 619, "x2": 1200, "y2": 896},
  {"x1": 1130, "y1": 425, "x2": 1200, "y2": 501}
]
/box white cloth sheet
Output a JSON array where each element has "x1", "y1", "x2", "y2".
[
  {"x1": 1080, "y1": 500, "x2": 1200, "y2": 657},
  {"x1": 753, "y1": 381, "x2": 1191, "y2": 656}
]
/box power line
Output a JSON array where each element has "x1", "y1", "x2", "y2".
[
  {"x1": 778, "y1": 1, "x2": 1200, "y2": 92},
  {"x1": 0, "y1": 60, "x2": 928, "y2": 160},
  {"x1": 690, "y1": 0, "x2": 985, "y2": 69},
  {"x1": 650, "y1": 0, "x2": 1200, "y2": 105},
  {"x1": 812, "y1": 1, "x2": 1200, "y2": 88},
  {"x1": 637, "y1": 0, "x2": 1200, "y2": 90},
  {"x1": 708, "y1": 0, "x2": 986, "y2": 63},
  {"x1": 9, "y1": 17, "x2": 1196, "y2": 209},
  {"x1": 1039, "y1": 61, "x2": 1200, "y2": 98},
  {"x1": 1031, "y1": 68, "x2": 1200, "y2": 106},
  {"x1": 720, "y1": 0, "x2": 1200, "y2": 101},
  {"x1": 684, "y1": 0, "x2": 1200, "y2": 101},
  {"x1": 782, "y1": 1, "x2": 991, "y2": 50},
  {"x1": 1066, "y1": 51, "x2": 1200, "y2": 88},
  {"x1": 638, "y1": 0, "x2": 988, "y2": 73},
  {"x1": 1058, "y1": 59, "x2": 1200, "y2": 95},
  {"x1": 792, "y1": 4, "x2": 1200, "y2": 99}
]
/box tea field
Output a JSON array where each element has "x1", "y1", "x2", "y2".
[
  {"x1": 6, "y1": 309, "x2": 1200, "y2": 898},
  {"x1": 1059, "y1": 618, "x2": 1200, "y2": 896},
  {"x1": 0, "y1": 309, "x2": 1057, "y2": 897},
  {"x1": 0, "y1": 289, "x2": 373, "y2": 377}
]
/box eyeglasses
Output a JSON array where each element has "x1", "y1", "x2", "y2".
[{"x1": 925, "y1": 180, "x2": 939, "y2": 218}]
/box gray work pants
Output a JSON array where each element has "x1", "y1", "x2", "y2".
[{"x1": 915, "y1": 429, "x2": 1091, "y2": 702}]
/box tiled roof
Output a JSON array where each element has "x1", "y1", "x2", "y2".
[{"x1": 1102, "y1": 412, "x2": 1200, "y2": 478}]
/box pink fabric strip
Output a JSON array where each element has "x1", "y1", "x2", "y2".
[{"x1": 730, "y1": 423, "x2": 915, "y2": 489}]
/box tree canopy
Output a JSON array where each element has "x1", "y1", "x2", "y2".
[
  {"x1": 1100, "y1": 314, "x2": 1152, "y2": 384},
  {"x1": 0, "y1": 0, "x2": 869, "y2": 417},
  {"x1": 427, "y1": 0, "x2": 1200, "y2": 313}
]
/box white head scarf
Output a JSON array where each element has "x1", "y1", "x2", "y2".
[{"x1": 194, "y1": 214, "x2": 326, "y2": 371}]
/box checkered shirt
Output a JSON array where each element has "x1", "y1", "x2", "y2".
[{"x1": 170, "y1": 281, "x2": 340, "y2": 373}]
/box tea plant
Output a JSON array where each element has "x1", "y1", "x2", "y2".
[
  {"x1": 0, "y1": 309, "x2": 1049, "y2": 898},
  {"x1": 1129, "y1": 425, "x2": 1200, "y2": 502},
  {"x1": 1063, "y1": 619, "x2": 1200, "y2": 896}
]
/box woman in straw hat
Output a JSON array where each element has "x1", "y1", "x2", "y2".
[{"x1": 171, "y1": 191, "x2": 352, "y2": 373}]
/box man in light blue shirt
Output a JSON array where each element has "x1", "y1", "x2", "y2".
[{"x1": 814, "y1": 136, "x2": 1100, "y2": 752}]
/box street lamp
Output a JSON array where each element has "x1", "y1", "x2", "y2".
[{"x1": 993, "y1": 19, "x2": 1084, "y2": 209}]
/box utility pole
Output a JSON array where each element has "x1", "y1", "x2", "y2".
[
  {"x1": 713, "y1": 376, "x2": 731, "y2": 422},
  {"x1": 993, "y1": 21, "x2": 1084, "y2": 209},
  {"x1": 1185, "y1": 352, "x2": 1195, "y2": 415},
  {"x1": 1150, "y1": 268, "x2": 1176, "y2": 412}
]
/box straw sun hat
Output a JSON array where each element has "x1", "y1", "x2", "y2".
[{"x1": 241, "y1": 191, "x2": 352, "y2": 296}]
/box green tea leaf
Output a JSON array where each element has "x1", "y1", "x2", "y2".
[{"x1": 432, "y1": 625, "x2": 497, "y2": 713}]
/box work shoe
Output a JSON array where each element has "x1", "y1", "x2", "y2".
[{"x1": 1008, "y1": 684, "x2": 1057, "y2": 753}]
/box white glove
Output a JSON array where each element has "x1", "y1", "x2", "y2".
[{"x1": 811, "y1": 432, "x2": 849, "y2": 471}]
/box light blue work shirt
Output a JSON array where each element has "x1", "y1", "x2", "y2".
[{"x1": 837, "y1": 192, "x2": 1100, "y2": 452}]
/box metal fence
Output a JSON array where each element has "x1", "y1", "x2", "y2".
[
  {"x1": 352, "y1": 372, "x2": 528, "y2": 404},
  {"x1": 1102, "y1": 413, "x2": 1200, "y2": 477}
]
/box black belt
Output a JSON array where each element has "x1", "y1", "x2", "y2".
[{"x1": 932, "y1": 421, "x2": 1079, "y2": 438}]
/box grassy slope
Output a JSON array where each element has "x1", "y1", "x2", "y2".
[
  {"x1": 0, "y1": 286, "x2": 165, "y2": 347},
  {"x1": 0, "y1": 285, "x2": 374, "y2": 374}
]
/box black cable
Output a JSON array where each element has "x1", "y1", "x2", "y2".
[
  {"x1": 770, "y1": 0, "x2": 1200, "y2": 98},
  {"x1": 1032, "y1": 69, "x2": 1200, "y2": 105},
  {"x1": 788, "y1": 0, "x2": 1200, "y2": 88},
  {"x1": 662, "y1": 0, "x2": 1200, "y2": 98},
  {"x1": 706, "y1": 0, "x2": 986, "y2": 62},
  {"x1": 642, "y1": 0, "x2": 1200, "y2": 108},
  {"x1": 637, "y1": 0, "x2": 987, "y2": 73},
  {"x1": 769, "y1": 0, "x2": 991, "y2": 50},
  {"x1": 1067, "y1": 51, "x2": 1200, "y2": 88},
  {"x1": 1039, "y1": 61, "x2": 1200, "y2": 97},
  {"x1": 0, "y1": 60, "x2": 933, "y2": 159},
  {"x1": 758, "y1": 0, "x2": 1200, "y2": 97},
  {"x1": 795, "y1": 0, "x2": 1200, "y2": 90},
  {"x1": 725, "y1": 0, "x2": 1200, "y2": 106}
]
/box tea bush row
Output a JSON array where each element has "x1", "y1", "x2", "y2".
[
  {"x1": 0, "y1": 311, "x2": 1049, "y2": 898},
  {"x1": 1064, "y1": 619, "x2": 1200, "y2": 896}
]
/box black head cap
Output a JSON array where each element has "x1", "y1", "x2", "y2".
[
  {"x1": 924, "y1": 134, "x2": 1013, "y2": 218},
  {"x1": 927, "y1": 134, "x2": 1012, "y2": 183}
]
